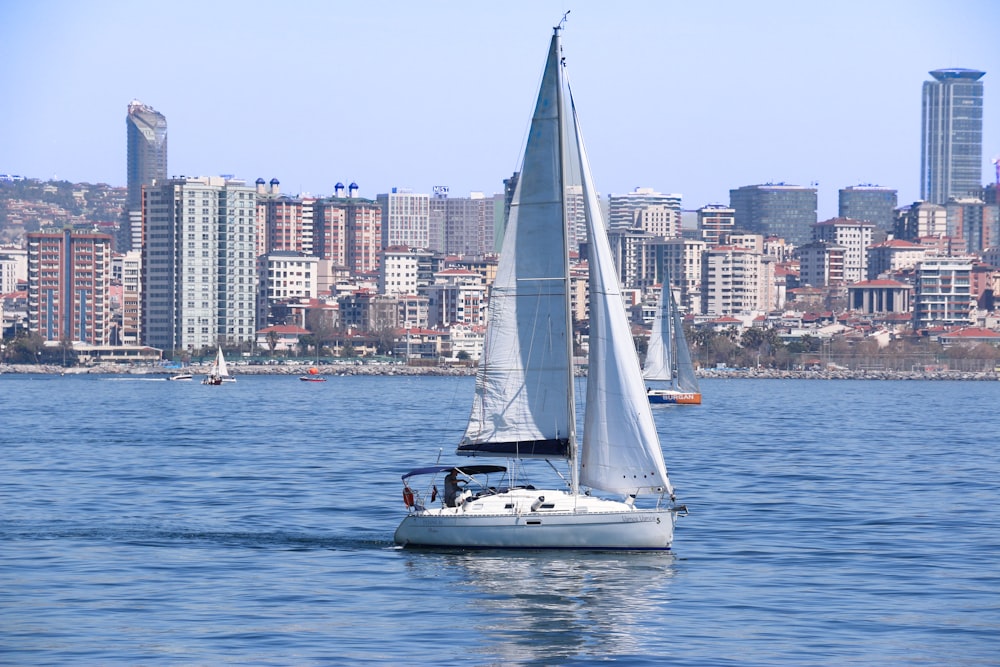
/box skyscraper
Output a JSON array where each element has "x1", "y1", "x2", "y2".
[
  {"x1": 125, "y1": 100, "x2": 168, "y2": 252},
  {"x1": 920, "y1": 69, "x2": 985, "y2": 205}
]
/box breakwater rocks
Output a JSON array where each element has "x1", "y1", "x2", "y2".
[
  {"x1": 3, "y1": 363, "x2": 998, "y2": 381},
  {"x1": 698, "y1": 368, "x2": 999, "y2": 381},
  {"x1": 0, "y1": 362, "x2": 476, "y2": 377}
]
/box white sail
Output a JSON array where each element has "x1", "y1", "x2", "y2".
[
  {"x1": 672, "y1": 296, "x2": 699, "y2": 393},
  {"x1": 216, "y1": 348, "x2": 229, "y2": 378},
  {"x1": 643, "y1": 285, "x2": 674, "y2": 382},
  {"x1": 572, "y1": 93, "x2": 672, "y2": 497},
  {"x1": 458, "y1": 34, "x2": 574, "y2": 460}
]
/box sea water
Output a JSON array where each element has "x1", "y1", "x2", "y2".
[{"x1": 1, "y1": 374, "x2": 998, "y2": 665}]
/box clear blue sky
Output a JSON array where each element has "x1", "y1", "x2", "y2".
[{"x1": 2, "y1": 0, "x2": 998, "y2": 219}]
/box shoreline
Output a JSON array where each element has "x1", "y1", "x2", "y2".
[{"x1": 2, "y1": 363, "x2": 998, "y2": 381}]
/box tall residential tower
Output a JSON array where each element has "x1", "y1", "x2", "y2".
[
  {"x1": 125, "y1": 100, "x2": 168, "y2": 252},
  {"x1": 920, "y1": 69, "x2": 985, "y2": 205},
  {"x1": 142, "y1": 177, "x2": 257, "y2": 352}
]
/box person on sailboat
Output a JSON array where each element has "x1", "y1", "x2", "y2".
[{"x1": 444, "y1": 470, "x2": 464, "y2": 507}]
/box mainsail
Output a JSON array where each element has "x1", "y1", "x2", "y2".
[
  {"x1": 458, "y1": 34, "x2": 574, "y2": 460},
  {"x1": 216, "y1": 348, "x2": 229, "y2": 378}
]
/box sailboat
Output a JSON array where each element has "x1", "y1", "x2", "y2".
[
  {"x1": 202, "y1": 347, "x2": 235, "y2": 385},
  {"x1": 644, "y1": 279, "x2": 702, "y2": 405},
  {"x1": 394, "y1": 23, "x2": 685, "y2": 550}
]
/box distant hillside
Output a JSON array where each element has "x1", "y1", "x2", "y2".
[{"x1": 0, "y1": 179, "x2": 126, "y2": 244}]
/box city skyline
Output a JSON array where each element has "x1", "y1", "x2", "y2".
[{"x1": 2, "y1": 0, "x2": 999, "y2": 220}]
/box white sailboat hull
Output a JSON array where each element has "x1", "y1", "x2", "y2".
[{"x1": 394, "y1": 489, "x2": 675, "y2": 550}]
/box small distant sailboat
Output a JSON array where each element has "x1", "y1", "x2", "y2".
[
  {"x1": 644, "y1": 278, "x2": 701, "y2": 405},
  {"x1": 394, "y1": 21, "x2": 685, "y2": 551},
  {"x1": 300, "y1": 367, "x2": 326, "y2": 382},
  {"x1": 202, "y1": 348, "x2": 235, "y2": 385}
]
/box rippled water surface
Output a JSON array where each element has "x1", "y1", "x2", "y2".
[{"x1": 2, "y1": 374, "x2": 999, "y2": 665}]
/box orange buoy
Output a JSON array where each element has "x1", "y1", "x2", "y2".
[{"x1": 403, "y1": 486, "x2": 415, "y2": 507}]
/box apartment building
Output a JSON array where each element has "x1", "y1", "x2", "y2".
[
  {"x1": 142, "y1": 176, "x2": 257, "y2": 351},
  {"x1": 912, "y1": 257, "x2": 975, "y2": 329},
  {"x1": 27, "y1": 230, "x2": 113, "y2": 344},
  {"x1": 813, "y1": 217, "x2": 874, "y2": 283}
]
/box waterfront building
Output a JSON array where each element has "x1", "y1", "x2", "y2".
[
  {"x1": 607, "y1": 188, "x2": 681, "y2": 231},
  {"x1": 118, "y1": 250, "x2": 141, "y2": 345},
  {"x1": 911, "y1": 257, "x2": 975, "y2": 329},
  {"x1": 839, "y1": 185, "x2": 898, "y2": 232},
  {"x1": 729, "y1": 183, "x2": 817, "y2": 246},
  {"x1": 946, "y1": 197, "x2": 999, "y2": 255},
  {"x1": 894, "y1": 201, "x2": 947, "y2": 241},
  {"x1": 377, "y1": 188, "x2": 430, "y2": 250},
  {"x1": 449, "y1": 255, "x2": 499, "y2": 291},
  {"x1": 314, "y1": 186, "x2": 382, "y2": 276},
  {"x1": 797, "y1": 241, "x2": 846, "y2": 287},
  {"x1": 0, "y1": 246, "x2": 27, "y2": 294},
  {"x1": 26, "y1": 230, "x2": 113, "y2": 344},
  {"x1": 448, "y1": 323, "x2": 485, "y2": 361},
  {"x1": 566, "y1": 185, "x2": 588, "y2": 252},
  {"x1": 421, "y1": 268, "x2": 486, "y2": 328},
  {"x1": 254, "y1": 178, "x2": 314, "y2": 257},
  {"x1": 655, "y1": 237, "x2": 706, "y2": 313},
  {"x1": 607, "y1": 228, "x2": 657, "y2": 291},
  {"x1": 397, "y1": 294, "x2": 430, "y2": 329},
  {"x1": 569, "y1": 262, "x2": 589, "y2": 325},
  {"x1": 813, "y1": 217, "x2": 874, "y2": 284},
  {"x1": 701, "y1": 245, "x2": 769, "y2": 316},
  {"x1": 697, "y1": 204, "x2": 736, "y2": 247},
  {"x1": 142, "y1": 177, "x2": 257, "y2": 352},
  {"x1": 847, "y1": 279, "x2": 912, "y2": 315},
  {"x1": 337, "y1": 290, "x2": 398, "y2": 333},
  {"x1": 379, "y1": 246, "x2": 437, "y2": 297},
  {"x1": 125, "y1": 100, "x2": 167, "y2": 252},
  {"x1": 981, "y1": 247, "x2": 1000, "y2": 268},
  {"x1": 867, "y1": 239, "x2": 927, "y2": 279},
  {"x1": 256, "y1": 252, "x2": 318, "y2": 327},
  {"x1": 921, "y1": 69, "x2": 985, "y2": 205},
  {"x1": 428, "y1": 189, "x2": 499, "y2": 256},
  {"x1": 727, "y1": 233, "x2": 765, "y2": 254},
  {"x1": 635, "y1": 204, "x2": 681, "y2": 239}
]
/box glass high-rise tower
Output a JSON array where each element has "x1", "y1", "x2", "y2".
[
  {"x1": 124, "y1": 100, "x2": 167, "y2": 251},
  {"x1": 920, "y1": 69, "x2": 985, "y2": 205}
]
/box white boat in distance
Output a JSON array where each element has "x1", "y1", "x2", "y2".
[
  {"x1": 644, "y1": 275, "x2": 702, "y2": 405},
  {"x1": 202, "y1": 348, "x2": 235, "y2": 385},
  {"x1": 394, "y1": 22, "x2": 686, "y2": 550}
]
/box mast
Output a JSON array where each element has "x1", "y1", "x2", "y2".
[{"x1": 554, "y1": 24, "x2": 579, "y2": 496}]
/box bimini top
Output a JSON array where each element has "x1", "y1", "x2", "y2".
[{"x1": 401, "y1": 465, "x2": 507, "y2": 481}]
